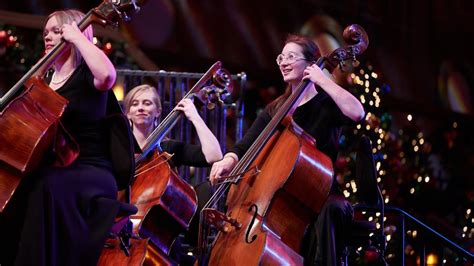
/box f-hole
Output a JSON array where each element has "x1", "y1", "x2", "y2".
[{"x1": 245, "y1": 204, "x2": 258, "y2": 244}]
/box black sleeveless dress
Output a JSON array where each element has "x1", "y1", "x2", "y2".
[{"x1": 14, "y1": 63, "x2": 121, "y2": 266}]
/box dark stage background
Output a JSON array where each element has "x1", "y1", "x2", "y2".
[{"x1": 1, "y1": 0, "x2": 473, "y2": 264}]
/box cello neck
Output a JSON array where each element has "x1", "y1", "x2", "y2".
[
  {"x1": 228, "y1": 77, "x2": 313, "y2": 179},
  {"x1": 136, "y1": 61, "x2": 231, "y2": 163}
]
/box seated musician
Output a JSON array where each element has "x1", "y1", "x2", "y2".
[
  {"x1": 123, "y1": 84, "x2": 223, "y2": 263},
  {"x1": 210, "y1": 34, "x2": 365, "y2": 265}
]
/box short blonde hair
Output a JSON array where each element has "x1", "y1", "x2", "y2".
[
  {"x1": 46, "y1": 9, "x2": 93, "y2": 68},
  {"x1": 123, "y1": 84, "x2": 162, "y2": 115}
]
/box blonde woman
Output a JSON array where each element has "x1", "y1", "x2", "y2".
[
  {"x1": 8, "y1": 9, "x2": 129, "y2": 266},
  {"x1": 124, "y1": 84, "x2": 222, "y2": 167}
]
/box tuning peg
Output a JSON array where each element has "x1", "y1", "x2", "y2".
[
  {"x1": 352, "y1": 59, "x2": 360, "y2": 67},
  {"x1": 352, "y1": 54, "x2": 360, "y2": 67},
  {"x1": 339, "y1": 61, "x2": 346, "y2": 72},
  {"x1": 216, "y1": 96, "x2": 224, "y2": 106},
  {"x1": 110, "y1": 1, "x2": 132, "y2": 22}
]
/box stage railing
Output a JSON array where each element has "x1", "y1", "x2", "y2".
[
  {"x1": 389, "y1": 207, "x2": 473, "y2": 265},
  {"x1": 116, "y1": 68, "x2": 247, "y2": 186},
  {"x1": 359, "y1": 206, "x2": 474, "y2": 265}
]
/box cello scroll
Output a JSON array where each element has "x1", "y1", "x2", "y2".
[
  {"x1": 92, "y1": 0, "x2": 145, "y2": 26},
  {"x1": 317, "y1": 24, "x2": 369, "y2": 72},
  {"x1": 195, "y1": 68, "x2": 233, "y2": 110}
]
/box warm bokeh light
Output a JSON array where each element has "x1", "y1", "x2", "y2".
[{"x1": 113, "y1": 83, "x2": 125, "y2": 101}]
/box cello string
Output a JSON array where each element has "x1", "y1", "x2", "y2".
[
  {"x1": 143, "y1": 109, "x2": 179, "y2": 152},
  {"x1": 135, "y1": 152, "x2": 170, "y2": 172},
  {"x1": 212, "y1": 166, "x2": 260, "y2": 186},
  {"x1": 134, "y1": 154, "x2": 174, "y2": 177}
]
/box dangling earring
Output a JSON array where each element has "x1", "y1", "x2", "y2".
[
  {"x1": 154, "y1": 117, "x2": 159, "y2": 128},
  {"x1": 129, "y1": 119, "x2": 134, "y2": 130}
]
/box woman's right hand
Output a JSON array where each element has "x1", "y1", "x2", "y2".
[
  {"x1": 175, "y1": 98, "x2": 200, "y2": 122},
  {"x1": 209, "y1": 154, "x2": 238, "y2": 185}
]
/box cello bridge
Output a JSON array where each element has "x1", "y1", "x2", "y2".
[{"x1": 202, "y1": 208, "x2": 242, "y2": 233}]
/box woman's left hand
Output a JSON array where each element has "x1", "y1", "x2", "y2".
[
  {"x1": 303, "y1": 64, "x2": 330, "y2": 87},
  {"x1": 175, "y1": 98, "x2": 199, "y2": 122}
]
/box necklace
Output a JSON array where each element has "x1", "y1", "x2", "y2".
[{"x1": 51, "y1": 70, "x2": 74, "y2": 85}]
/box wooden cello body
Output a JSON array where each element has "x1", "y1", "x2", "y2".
[
  {"x1": 131, "y1": 150, "x2": 198, "y2": 265},
  {"x1": 201, "y1": 25, "x2": 369, "y2": 265},
  {"x1": 0, "y1": 77, "x2": 68, "y2": 211},
  {"x1": 208, "y1": 119, "x2": 333, "y2": 265},
  {"x1": 99, "y1": 149, "x2": 197, "y2": 266}
]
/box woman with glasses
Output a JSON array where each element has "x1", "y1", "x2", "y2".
[{"x1": 209, "y1": 34, "x2": 364, "y2": 265}]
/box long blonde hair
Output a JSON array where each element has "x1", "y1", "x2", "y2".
[{"x1": 46, "y1": 9, "x2": 93, "y2": 68}]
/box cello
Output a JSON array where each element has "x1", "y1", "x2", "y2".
[
  {"x1": 0, "y1": 0, "x2": 146, "y2": 212},
  {"x1": 99, "y1": 61, "x2": 233, "y2": 265},
  {"x1": 199, "y1": 25, "x2": 369, "y2": 265}
]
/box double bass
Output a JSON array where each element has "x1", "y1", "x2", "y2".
[
  {"x1": 0, "y1": 0, "x2": 146, "y2": 212},
  {"x1": 199, "y1": 25, "x2": 369, "y2": 265},
  {"x1": 99, "y1": 62, "x2": 233, "y2": 265}
]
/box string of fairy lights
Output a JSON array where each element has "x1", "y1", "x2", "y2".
[
  {"x1": 338, "y1": 63, "x2": 473, "y2": 263},
  {"x1": 0, "y1": 25, "x2": 128, "y2": 74}
]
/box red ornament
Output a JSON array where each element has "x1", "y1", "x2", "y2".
[
  {"x1": 335, "y1": 156, "x2": 349, "y2": 170},
  {"x1": 0, "y1": 30, "x2": 8, "y2": 47},
  {"x1": 102, "y1": 42, "x2": 113, "y2": 56},
  {"x1": 363, "y1": 249, "x2": 380, "y2": 263},
  {"x1": 6, "y1": 35, "x2": 17, "y2": 47}
]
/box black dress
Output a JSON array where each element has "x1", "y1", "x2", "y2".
[
  {"x1": 13, "y1": 63, "x2": 122, "y2": 266},
  {"x1": 228, "y1": 90, "x2": 356, "y2": 266},
  {"x1": 161, "y1": 139, "x2": 208, "y2": 168}
]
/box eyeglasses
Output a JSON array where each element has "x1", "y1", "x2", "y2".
[{"x1": 275, "y1": 52, "x2": 306, "y2": 65}]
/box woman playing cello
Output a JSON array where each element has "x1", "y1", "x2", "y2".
[
  {"x1": 124, "y1": 84, "x2": 222, "y2": 166},
  {"x1": 1, "y1": 9, "x2": 133, "y2": 266},
  {"x1": 210, "y1": 34, "x2": 365, "y2": 265},
  {"x1": 123, "y1": 84, "x2": 222, "y2": 263}
]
